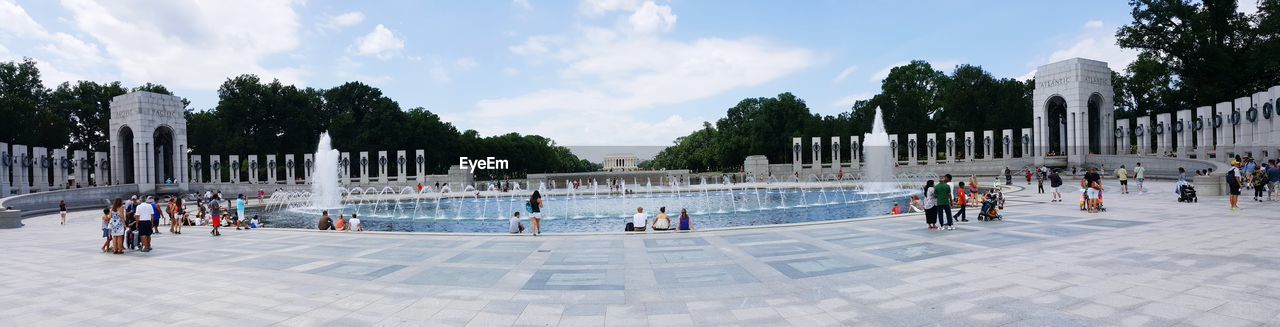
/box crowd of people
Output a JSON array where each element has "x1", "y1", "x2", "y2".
[
  {"x1": 95, "y1": 189, "x2": 269, "y2": 254},
  {"x1": 1224, "y1": 156, "x2": 1279, "y2": 211}
]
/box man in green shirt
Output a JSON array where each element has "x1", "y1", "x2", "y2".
[
  {"x1": 1115, "y1": 165, "x2": 1129, "y2": 194},
  {"x1": 935, "y1": 174, "x2": 954, "y2": 230}
]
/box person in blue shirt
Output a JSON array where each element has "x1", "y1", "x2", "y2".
[{"x1": 235, "y1": 194, "x2": 247, "y2": 230}]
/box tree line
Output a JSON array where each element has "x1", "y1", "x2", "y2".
[{"x1": 0, "y1": 59, "x2": 597, "y2": 180}]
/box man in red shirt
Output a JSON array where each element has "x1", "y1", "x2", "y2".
[{"x1": 954, "y1": 182, "x2": 968, "y2": 222}]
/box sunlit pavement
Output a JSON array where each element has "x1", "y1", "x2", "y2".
[{"x1": 2, "y1": 179, "x2": 1279, "y2": 326}]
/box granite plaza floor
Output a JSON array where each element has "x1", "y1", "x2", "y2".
[{"x1": 2, "y1": 180, "x2": 1280, "y2": 326}]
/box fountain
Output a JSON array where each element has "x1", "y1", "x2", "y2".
[
  {"x1": 310, "y1": 132, "x2": 342, "y2": 209},
  {"x1": 862, "y1": 107, "x2": 896, "y2": 193}
]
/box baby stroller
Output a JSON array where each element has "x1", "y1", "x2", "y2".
[{"x1": 1177, "y1": 182, "x2": 1198, "y2": 203}]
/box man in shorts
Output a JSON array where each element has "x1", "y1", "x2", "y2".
[
  {"x1": 135, "y1": 196, "x2": 156, "y2": 252},
  {"x1": 1133, "y1": 162, "x2": 1146, "y2": 194},
  {"x1": 1115, "y1": 165, "x2": 1129, "y2": 194},
  {"x1": 1268, "y1": 160, "x2": 1279, "y2": 201},
  {"x1": 209, "y1": 196, "x2": 222, "y2": 236}
]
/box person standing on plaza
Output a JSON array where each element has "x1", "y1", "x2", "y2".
[
  {"x1": 1226, "y1": 161, "x2": 1242, "y2": 211},
  {"x1": 935, "y1": 174, "x2": 954, "y2": 230},
  {"x1": 1049, "y1": 170, "x2": 1063, "y2": 202},
  {"x1": 1133, "y1": 162, "x2": 1146, "y2": 194},
  {"x1": 209, "y1": 195, "x2": 223, "y2": 236},
  {"x1": 1036, "y1": 168, "x2": 1045, "y2": 194},
  {"x1": 528, "y1": 190, "x2": 543, "y2": 236},
  {"x1": 922, "y1": 180, "x2": 937, "y2": 229},
  {"x1": 235, "y1": 194, "x2": 247, "y2": 230},
  {"x1": 108, "y1": 199, "x2": 126, "y2": 254},
  {"x1": 1004, "y1": 167, "x2": 1012, "y2": 186},
  {"x1": 1252, "y1": 165, "x2": 1268, "y2": 202},
  {"x1": 58, "y1": 200, "x2": 67, "y2": 225},
  {"x1": 100, "y1": 208, "x2": 112, "y2": 252},
  {"x1": 1115, "y1": 165, "x2": 1129, "y2": 194},
  {"x1": 135, "y1": 196, "x2": 156, "y2": 252}
]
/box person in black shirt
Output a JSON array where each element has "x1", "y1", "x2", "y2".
[{"x1": 1049, "y1": 170, "x2": 1064, "y2": 202}]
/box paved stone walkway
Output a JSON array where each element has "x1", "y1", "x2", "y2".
[{"x1": 2, "y1": 180, "x2": 1280, "y2": 326}]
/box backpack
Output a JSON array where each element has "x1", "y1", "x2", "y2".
[{"x1": 524, "y1": 201, "x2": 533, "y2": 213}]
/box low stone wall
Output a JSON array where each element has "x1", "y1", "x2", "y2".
[
  {"x1": 0, "y1": 184, "x2": 140, "y2": 224},
  {"x1": 1082, "y1": 155, "x2": 1221, "y2": 180}
]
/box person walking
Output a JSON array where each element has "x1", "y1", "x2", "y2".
[
  {"x1": 209, "y1": 195, "x2": 223, "y2": 236},
  {"x1": 1133, "y1": 162, "x2": 1146, "y2": 194},
  {"x1": 1252, "y1": 165, "x2": 1268, "y2": 202},
  {"x1": 922, "y1": 180, "x2": 937, "y2": 230},
  {"x1": 954, "y1": 182, "x2": 969, "y2": 222},
  {"x1": 1115, "y1": 165, "x2": 1129, "y2": 194},
  {"x1": 59, "y1": 200, "x2": 68, "y2": 225},
  {"x1": 1036, "y1": 168, "x2": 1045, "y2": 194},
  {"x1": 528, "y1": 190, "x2": 543, "y2": 236},
  {"x1": 935, "y1": 174, "x2": 954, "y2": 230},
  {"x1": 1004, "y1": 168, "x2": 1012, "y2": 186},
  {"x1": 1049, "y1": 170, "x2": 1063, "y2": 202},
  {"x1": 1268, "y1": 160, "x2": 1280, "y2": 201}
]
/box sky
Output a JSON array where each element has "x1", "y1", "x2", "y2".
[{"x1": 0, "y1": 0, "x2": 1259, "y2": 146}]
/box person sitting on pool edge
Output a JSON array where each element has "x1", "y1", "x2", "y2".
[
  {"x1": 677, "y1": 208, "x2": 693, "y2": 231},
  {"x1": 651, "y1": 207, "x2": 673, "y2": 231},
  {"x1": 509, "y1": 211, "x2": 526, "y2": 234},
  {"x1": 626, "y1": 207, "x2": 648, "y2": 232}
]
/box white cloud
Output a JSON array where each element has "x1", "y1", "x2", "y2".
[
  {"x1": 352, "y1": 24, "x2": 404, "y2": 59},
  {"x1": 1239, "y1": 0, "x2": 1259, "y2": 15},
  {"x1": 832, "y1": 65, "x2": 857, "y2": 83},
  {"x1": 1083, "y1": 20, "x2": 1104, "y2": 29},
  {"x1": 513, "y1": 0, "x2": 532, "y2": 10},
  {"x1": 628, "y1": 1, "x2": 676, "y2": 34},
  {"x1": 473, "y1": 112, "x2": 702, "y2": 146},
  {"x1": 869, "y1": 61, "x2": 907, "y2": 82},
  {"x1": 483, "y1": 3, "x2": 813, "y2": 144},
  {"x1": 0, "y1": 0, "x2": 47, "y2": 37},
  {"x1": 40, "y1": 32, "x2": 103, "y2": 63},
  {"x1": 1045, "y1": 21, "x2": 1136, "y2": 70},
  {"x1": 325, "y1": 11, "x2": 365, "y2": 29},
  {"x1": 454, "y1": 57, "x2": 478, "y2": 70},
  {"x1": 59, "y1": 0, "x2": 305, "y2": 90},
  {"x1": 579, "y1": 0, "x2": 641, "y2": 16},
  {"x1": 831, "y1": 93, "x2": 872, "y2": 109}
]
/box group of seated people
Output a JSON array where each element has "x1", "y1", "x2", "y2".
[
  {"x1": 316, "y1": 211, "x2": 363, "y2": 231},
  {"x1": 627, "y1": 207, "x2": 692, "y2": 232}
]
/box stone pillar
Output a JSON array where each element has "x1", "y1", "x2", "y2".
[
  {"x1": 414, "y1": 149, "x2": 425, "y2": 183},
  {"x1": 982, "y1": 131, "x2": 994, "y2": 160},
  {"x1": 1214, "y1": 102, "x2": 1231, "y2": 159},
  {"x1": 888, "y1": 134, "x2": 898, "y2": 165},
  {"x1": 808, "y1": 137, "x2": 821, "y2": 176},
  {"x1": 303, "y1": 153, "x2": 314, "y2": 184},
  {"x1": 1001, "y1": 129, "x2": 1013, "y2": 159},
  {"x1": 189, "y1": 155, "x2": 201, "y2": 183},
  {"x1": 14, "y1": 145, "x2": 28, "y2": 194},
  {"x1": 829, "y1": 137, "x2": 841, "y2": 172},
  {"x1": 791, "y1": 137, "x2": 802, "y2": 176},
  {"x1": 73, "y1": 150, "x2": 87, "y2": 188},
  {"x1": 945, "y1": 132, "x2": 956, "y2": 163},
  {"x1": 1135, "y1": 116, "x2": 1149, "y2": 156},
  {"x1": 1234, "y1": 97, "x2": 1253, "y2": 157},
  {"x1": 340, "y1": 152, "x2": 351, "y2": 185},
  {"x1": 229, "y1": 155, "x2": 240, "y2": 184},
  {"x1": 963, "y1": 132, "x2": 974, "y2": 161},
  {"x1": 926, "y1": 133, "x2": 937, "y2": 165},
  {"x1": 32, "y1": 147, "x2": 46, "y2": 192},
  {"x1": 1250, "y1": 92, "x2": 1267, "y2": 158},
  {"x1": 1176, "y1": 110, "x2": 1192, "y2": 158},
  {"x1": 377, "y1": 151, "x2": 389, "y2": 184},
  {"x1": 1020, "y1": 128, "x2": 1032, "y2": 158},
  {"x1": 1115, "y1": 119, "x2": 1129, "y2": 155},
  {"x1": 248, "y1": 155, "x2": 258, "y2": 184},
  {"x1": 52, "y1": 149, "x2": 66, "y2": 189},
  {"x1": 849, "y1": 136, "x2": 860, "y2": 169},
  {"x1": 96, "y1": 152, "x2": 109, "y2": 186},
  {"x1": 266, "y1": 155, "x2": 277, "y2": 185},
  {"x1": 1, "y1": 142, "x2": 9, "y2": 196},
  {"x1": 1268, "y1": 86, "x2": 1280, "y2": 161},
  {"x1": 1195, "y1": 106, "x2": 1211, "y2": 159},
  {"x1": 1156, "y1": 114, "x2": 1171, "y2": 156},
  {"x1": 396, "y1": 150, "x2": 407, "y2": 183},
  {"x1": 210, "y1": 155, "x2": 222, "y2": 183},
  {"x1": 359, "y1": 152, "x2": 369, "y2": 184},
  {"x1": 906, "y1": 134, "x2": 918, "y2": 166},
  {"x1": 285, "y1": 155, "x2": 297, "y2": 185}
]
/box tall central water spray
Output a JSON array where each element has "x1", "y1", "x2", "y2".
[
  {"x1": 310, "y1": 132, "x2": 342, "y2": 208},
  {"x1": 861, "y1": 107, "x2": 895, "y2": 193}
]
